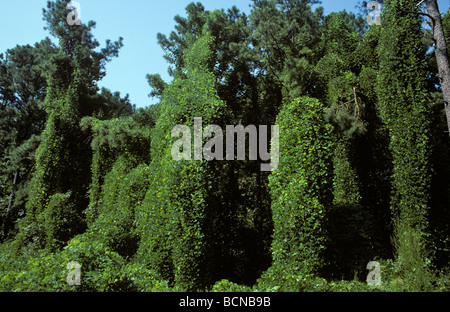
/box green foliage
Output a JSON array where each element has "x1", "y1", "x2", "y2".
[
  {"x1": 9, "y1": 221, "x2": 168, "y2": 292},
  {"x1": 86, "y1": 161, "x2": 150, "y2": 259},
  {"x1": 377, "y1": 0, "x2": 432, "y2": 230},
  {"x1": 42, "y1": 0, "x2": 123, "y2": 90},
  {"x1": 256, "y1": 265, "x2": 373, "y2": 292},
  {"x1": 317, "y1": 15, "x2": 391, "y2": 273},
  {"x1": 137, "y1": 32, "x2": 231, "y2": 291},
  {"x1": 250, "y1": 0, "x2": 323, "y2": 98},
  {"x1": 2, "y1": 248, "x2": 68, "y2": 292},
  {"x1": 42, "y1": 192, "x2": 84, "y2": 250},
  {"x1": 375, "y1": 0, "x2": 438, "y2": 289},
  {"x1": 390, "y1": 219, "x2": 436, "y2": 291},
  {"x1": 211, "y1": 279, "x2": 252, "y2": 292},
  {"x1": 0, "y1": 236, "x2": 169, "y2": 292},
  {"x1": 0, "y1": 39, "x2": 56, "y2": 241},
  {"x1": 256, "y1": 266, "x2": 321, "y2": 292},
  {"x1": 80, "y1": 115, "x2": 151, "y2": 224},
  {"x1": 121, "y1": 262, "x2": 174, "y2": 292},
  {"x1": 59, "y1": 238, "x2": 134, "y2": 292},
  {"x1": 13, "y1": 0, "x2": 125, "y2": 252},
  {"x1": 17, "y1": 63, "x2": 88, "y2": 250},
  {"x1": 147, "y1": 74, "x2": 167, "y2": 99},
  {"x1": 325, "y1": 139, "x2": 375, "y2": 280},
  {"x1": 269, "y1": 96, "x2": 333, "y2": 276},
  {"x1": 81, "y1": 88, "x2": 135, "y2": 119},
  {"x1": 1, "y1": 0, "x2": 450, "y2": 294}
]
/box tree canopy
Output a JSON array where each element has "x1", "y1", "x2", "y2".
[{"x1": 0, "y1": 0, "x2": 449, "y2": 293}]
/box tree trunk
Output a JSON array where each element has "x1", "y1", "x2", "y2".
[
  {"x1": 1, "y1": 170, "x2": 19, "y2": 242},
  {"x1": 426, "y1": 0, "x2": 450, "y2": 138}
]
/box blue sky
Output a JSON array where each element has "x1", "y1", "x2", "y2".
[{"x1": 1, "y1": 0, "x2": 448, "y2": 108}]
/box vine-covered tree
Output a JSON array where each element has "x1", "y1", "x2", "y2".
[
  {"x1": 14, "y1": 0, "x2": 125, "y2": 251},
  {"x1": 0, "y1": 39, "x2": 57, "y2": 241},
  {"x1": 377, "y1": 0, "x2": 435, "y2": 290},
  {"x1": 0, "y1": 0, "x2": 449, "y2": 293}
]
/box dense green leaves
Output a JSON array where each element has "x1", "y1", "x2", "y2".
[
  {"x1": 377, "y1": 0, "x2": 431, "y2": 228},
  {"x1": 1, "y1": 0, "x2": 450, "y2": 293},
  {"x1": 376, "y1": 0, "x2": 436, "y2": 288},
  {"x1": 137, "y1": 33, "x2": 234, "y2": 291},
  {"x1": 268, "y1": 96, "x2": 333, "y2": 277}
]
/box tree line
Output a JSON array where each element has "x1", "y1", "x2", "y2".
[{"x1": 0, "y1": 0, "x2": 449, "y2": 292}]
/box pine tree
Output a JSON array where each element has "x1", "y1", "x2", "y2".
[{"x1": 249, "y1": 0, "x2": 323, "y2": 99}]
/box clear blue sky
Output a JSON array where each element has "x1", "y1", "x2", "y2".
[{"x1": 1, "y1": 1, "x2": 448, "y2": 108}]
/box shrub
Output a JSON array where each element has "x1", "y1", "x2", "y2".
[
  {"x1": 58, "y1": 237, "x2": 134, "y2": 292},
  {"x1": 256, "y1": 266, "x2": 318, "y2": 292},
  {"x1": 42, "y1": 192, "x2": 85, "y2": 250},
  {"x1": 121, "y1": 262, "x2": 174, "y2": 292},
  {"x1": 211, "y1": 279, "x2": 252, "y2": 292},
  {"x1": 86, "y1": 161, "x2": 150, "y2": 258},
  {"x1": 390, "y1": 220, "x2": 436, "y2": 291}
]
